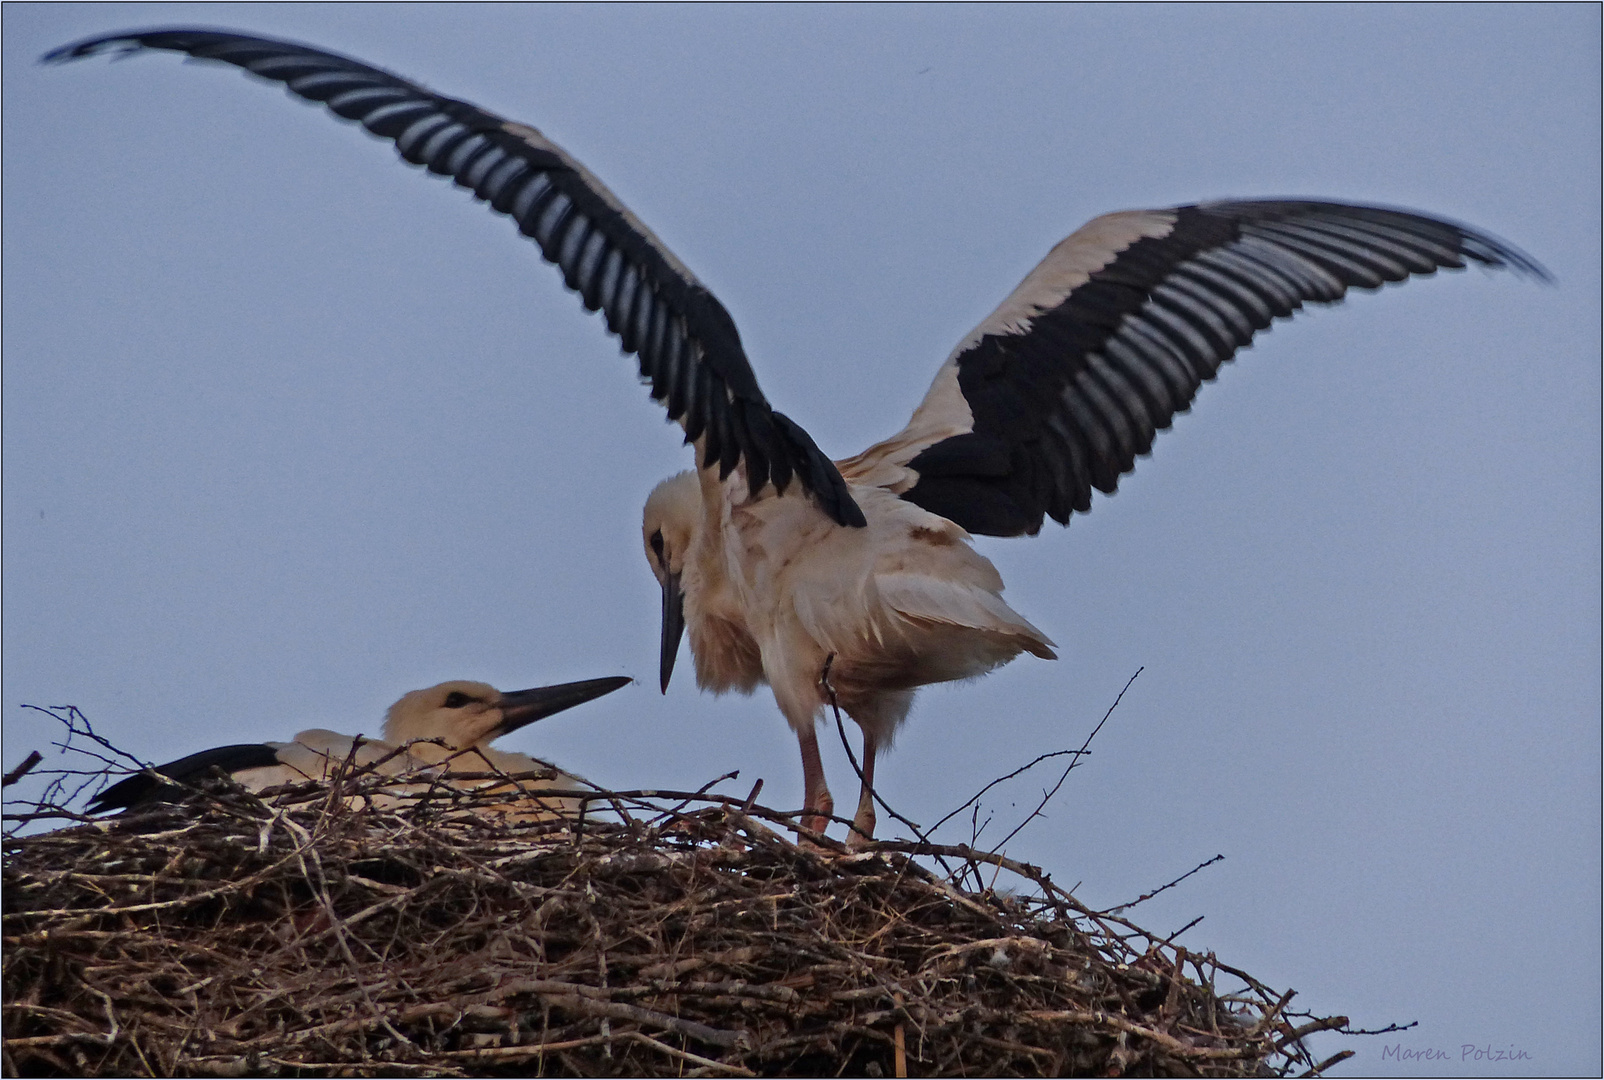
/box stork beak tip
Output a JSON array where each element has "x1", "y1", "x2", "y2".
[{"x1": 659, "y1": 571, "x2": 686, "y2": 697}]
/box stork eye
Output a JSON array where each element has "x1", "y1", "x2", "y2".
[
  {"x1": 649, "y1": 529, "x2": 666, "y2": 563},
  {"x1": 442, "y1": 691, "x2": 474, "y2": 708}
]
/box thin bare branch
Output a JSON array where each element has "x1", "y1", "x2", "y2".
[
  {"x1": 1106, "y1": 853, "x2": 1226, "y2": 914},
  {"x1": 931, "y1": 745, "x2": 1092, "y2": 837},
  {"x1": 988, "y1": 668, "x2": 1141, "y2": 854}
]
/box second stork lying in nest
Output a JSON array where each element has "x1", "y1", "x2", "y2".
[
  {"x1": 89, "y1": 677, "x2": 629, "y2": 819},
  {"x1": 50, "y1": 29, "x2": 1548, "y2": 848}
]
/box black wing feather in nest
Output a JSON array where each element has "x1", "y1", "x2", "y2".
[{"x1": 87, "y1": 743, "x2": 283, "y2": 813}]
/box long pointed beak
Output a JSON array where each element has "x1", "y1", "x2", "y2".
[
  {"x1": 660, "y1": 570, "x2": 685, "y2": 693},
  {"x1": 495, "y1": 676, "x2": 632, "y2": 736}
]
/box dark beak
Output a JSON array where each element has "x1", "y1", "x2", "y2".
[
  {"x1": 660, "y1": 570, "x2": 685, "y2": 693},
  {"x1": 495, "y1": 676, "x2": 632, "y2": 736}
]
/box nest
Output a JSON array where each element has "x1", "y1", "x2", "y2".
[{"x1": 4, "y1": 713, "x2": 1352, "y2": 1078}]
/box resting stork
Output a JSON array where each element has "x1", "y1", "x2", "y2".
[
  {"x1": 50, "y1": 29, "x2": 1548, "y2": 847},
  {"x1": 88, "y1": 677, "x2": 629, "y2": 817}
]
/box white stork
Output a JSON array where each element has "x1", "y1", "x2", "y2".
[
  {"x1": 87, "y1": 676, "x2": 630, "y2": 817},
  {"x1": 50, "y1": 30, "x2": 1548, "y2": 847}
]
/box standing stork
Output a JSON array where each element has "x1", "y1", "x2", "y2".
[
  {"x1": 88, "y1": 676, "x2": 630, "y2": 817},
  {"x1": 50, "y1": 29, "x2": 1548, "y2": 847}
]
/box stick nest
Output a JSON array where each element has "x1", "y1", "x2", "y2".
[{"x1": 5, "y1": 743, "x2": 1347, "y2": 1077}]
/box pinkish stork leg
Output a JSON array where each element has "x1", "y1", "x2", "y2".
[
  {"x1": 846, "y1": 730, "x2": 879, "y2": 851},
  {"x1": 796, "y1": 723, "x2": 834, "y2": 841}
]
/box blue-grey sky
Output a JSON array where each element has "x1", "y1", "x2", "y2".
[{"x1": 4, "y1": 5, "x2": 1598, "y2": 1075}]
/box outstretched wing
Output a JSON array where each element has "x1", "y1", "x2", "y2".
[
  {"x1": 839, "y1": 200, "x2": 1547, "y2": 537},
  {"x1": 45, "y1": 28, "x2": 865, "y2": 528}
]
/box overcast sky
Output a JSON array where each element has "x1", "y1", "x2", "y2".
[{"x1": 4, "y1": 5, "x2": 1598, "y2": 1075}]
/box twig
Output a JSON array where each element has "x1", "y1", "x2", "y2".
[
  {"x1": 1246, "y1": 988, "x2": 1297, "y2": 1038},
  {"x1": 1106, "y1": 853, "x2": 1226, "y2": 914},
  {"x1": 931, "y1": 746, "x2": 1094, "y2": 837},
  {"x1": 1019, "y1": 1009, "x2": 1260, "y2": 1061},
  {"x1": 1303, "y1": 1048, "x2": 1356, "y2": 1076},
  {"x1": 654, "y1": 770, "x2": 741, "y2": 824},
  {"x1": 492, "y1": 980, "x2": 748, "y2": 1049},
  {"x1": 432, "y1": 1034, "x2": 614, "y2": 1060},
  {"x1": 20, "y1": 703, "x2": 147, "y2": 769},
  {"x1": 1337, "y1": 1019, "x2": 1417, "y2": 1036},
  {"x1": 626, "y1": 1031, "x2": 755, "y2": 1076},
  {"x1": 892, "y1": 992, "x2": 908, "y2": 1078},
  {"x1": 1275, "y1": 1014, "x2": 1351, "y2": 1049},
  {"x1": 2, "y1": 752, "x2": 43, "y2": 788},
  {"x1": 989, "y1": 667, "x2": 1141, "y2": 854},
  {"x1": 1160, "y1": 915, "x2": 1204, "y2": 947}
]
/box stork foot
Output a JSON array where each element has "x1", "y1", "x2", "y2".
[
  {"x1": 845, "y1": 803, "x2": 877, "y2": 852},
  {"x1": 797, "y1": 790, "x2": 835, "y2": 851}
]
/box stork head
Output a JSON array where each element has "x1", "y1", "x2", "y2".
[
  {"x1": 643, "y1": 471, "x2": 701, "y2": 693},
  {"x1": 382, "y1": 678, "x2": 630, "y2": 749}
]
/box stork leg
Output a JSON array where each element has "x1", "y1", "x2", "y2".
[
  {"x1": 846, "y1": 730, "x2": 879, "y2": 852},
  {"x1": 796, "y1": 723, "x2": 834, "y2": 841}
]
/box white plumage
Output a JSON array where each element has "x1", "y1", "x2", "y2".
[
  {"x1": 644, "y1": 471, "x2": 1053, "y2": 845},
  {"x1": 89, "y1": 677, "x2": 629, "y2": 819}
]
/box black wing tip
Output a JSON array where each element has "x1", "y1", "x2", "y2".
[
  {"x1": 1193, "y1": 197, "x2": 1552, "y2": 283},
  {"x1": 41, "y1": 33, "x2": 130, "y2": 64},
  {"x1": 1436, "y1": 218, "x2": 1552, "y2": 283},
  {"x1": 87, "y1": 743, "x2": 281, "y2": 814},
  {"x1": 829, "y1": 477, "x2": 868, "y2": 528},
  {"x1": 85, "y1": 769, "x2": 166, "y2": 814},
  {"x1": 768, "y1": 411, "x2": 866, "y2": 528},
  {"x1": 42, "y1": 27, "x2": 229, "y2": 65},
  {"x1": 816, "y1": 487, "x2": 868, "y2": 529},
  {"x1": 1462, "y1": 234, "x2": 1554, "y2": 284}
]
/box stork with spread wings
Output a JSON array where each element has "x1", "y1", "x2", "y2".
[{"x1": 49, "y1": 29, "x2": 1547, "y2": 848}]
